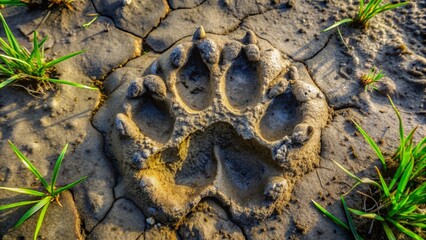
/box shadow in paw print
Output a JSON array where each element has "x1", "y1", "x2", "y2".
[
  {"x1": 176, "y1": 47, "x2": 214, "y2": 111},
  {"x1": 259, "y1": 88, "x2": 302, "y2": 142},
  {"x1": 153, "y1": 122, "x2": 281, "y2": 207},
  {"x1": 129, "y1": 95, "x2": 175, "y2": 143},
  {"x1": 213, "y1": 129, "x2": 281, "y2": 205},
  {"x1": 225, "y1": 53, "x2": 261, "y2": 109}
]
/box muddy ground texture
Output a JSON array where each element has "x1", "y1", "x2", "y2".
[{"x1": 0, "y1": 0, "x2": 425, "y2": 239}]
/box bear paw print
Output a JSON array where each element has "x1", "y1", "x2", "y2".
[{"x1": 106, "y1": 27, "x2": 328, "y2": 224}]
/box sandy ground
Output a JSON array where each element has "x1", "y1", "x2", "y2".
[{"x1": 0, "y1": 0, "x2": 425, "y2": 239}]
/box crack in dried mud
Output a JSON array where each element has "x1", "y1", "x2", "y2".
[
  {"x1": 145, "y1": 2, "x2": 282, "y2": 53},
  {"x1": 89, "y1": 0, "x2": 148, "y2": 39},
  {"x1": 332, "y1": 104, "x2": 362, "y2": 112},
  {"x1": 138, "y1": 2, "x2": 172, "y2": 41},
  {"x1": 302, "y1": 33, "x2": 333, "y2": 62},
  {"x1": 225, "y1": 7, "x2": 282, "y2": 40},
  {"x1": 86, "y1": 197, "x2": 124, "y2": 234},
  {"x1": 206, "y1": 197, "x2": 249, "y2": 240},
  {"x1": 228, "y1": 4, "x2": 279, "y2": 20},
  {"x1": 136, "y1": 232, "x2": 144, "y2": 240}
]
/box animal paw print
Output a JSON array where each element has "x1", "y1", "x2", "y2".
[{"x1": 110, "y1": 27, "x2": 328, "y2": 224}]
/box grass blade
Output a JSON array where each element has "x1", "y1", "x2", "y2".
[
  {"x1": 322, "y1": 18, "x2": 353, "y2": 32},
  {"x1": 0, "y1": 75, "x2": 20, "y2": 89},
  {"x1": 44, "y1": 50, "x2": 85, "y2": 68},
  {"x1": 33, "y1": 200, "x2": 50, "y2": 240},
  {"x1": 53, "y1": 176, "x2": 87, "y2": 195},
  {"x1": 336, "y1": 27, "x2": 350, "y2": 51},
  {"x1": 0, "y1": 37, "x2": 17, "y2": 57},
  {"x1": 341, "y1": 196, "x2": 363, "y2": 240},
  {"x1": 333, "y1": 160, "x2": 383, "y2": 190},
  {"x1": 399, "y1": 213, "x2": 426, "y2": 220},
  {"x1": 353, "y1": 120, "x2": 387, "y2": 171},
  {"x1": 389, "y1": 155, "x2": 410, "y2": 190},
  {"x1": 0, "y1": 13, "x2": 21, "y2": 52},
  {"x1": 14, "y1": 196, "x2": 51, "y2": 228},
  {"x1": 375, "y1": 167, "x2": 390, "y2": 197},
  {"x1": 312, "y1": 200, "x2": 350, "y2": 231},
  {"x1": 0, "y1": 63, "x2": 14, "y2": 75},
  {"x1": 375, "y1": 2, "x2": 410, "y2": 15},
  {"x1": 363, "y1": 1, "x2": 384, "y2": 23},
  {"x1": 29, "y1": 35, "x2": 48, "y2": 64},
  {"x1": 0, "y1": 187, "x2": 46, "y2": 197},
  {"x1": 348, "y1": 208, "x2": 385, "y2": 221},
  {"x1": 412, "y1": 160, "x2": 426, "y2": 181},
  {"x1": 395, "y1": 158, "x2": 414, "y2": 201},
  {"x1": 50, "y1": 144, "x2": 68, "y2": 194},
  {"x1": 8, "y1": 141, "x2": 50, "y2": 191},
  {"x1": 30, "y1": 32, "x2": 42, "y2": 67},
  {"x1": 83, "y1": 15, "x2": 99, "y2": 29},
  {"x1": 333, "y1": 160, "x2": 363, "y2": 182},
  {"x1": 405, "y1": 222, "x2": 426, "y2": 228},
  {"x1": 0, "y1": 1, "x2": 27, "y2": 5},
  {"x1": 359, "y1": 0, "x2": 365, "y2": 16},
  {"x1": 382, "y1": 222, "x2": 397, "y2": 240},
  {"x1": 44, "y1": 78, "x2": 98, "y2": 90},
  {"x1": 389, "y1": 96, "x2": 405, "y2": 153},
  {"x1": 0, "y1": 200, "x2": 40, "y2": 211},
  {"x1": 0, "y1": 54, "x2": 33, "y2": 68},
  {"x1": 388, "y1": 219, "x2": 424, "y2": 240},
  {"x1": 359, "y1": 178, "x2": 382, "y2": 190},
  {"x1": 413, "y1": 137, "x2": 426, "y2": 156}
]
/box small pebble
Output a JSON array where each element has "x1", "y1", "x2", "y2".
[{"x1": 146, "y1": 217, "x2": 155, "y2": 225}]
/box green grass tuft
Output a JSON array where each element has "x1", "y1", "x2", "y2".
[
  {"x1": 360, "y1": 67, "x2": 385, "y2": 92},
  {"x1": 0, "y1": 141, "x2": 87, "y2": 240},
  {"x1": 313, "y1": 96, "x2": 426, "y2": 239},
  {"x1": 323, "y1": 0, "x2": 410, "y2": 31},
  {"x1": 0, "y1": 0, "x2": 75, "y2": 9},
  {"x1": 0, "y1": 0, "x2": 26, "y2": 6},
  {"x1": 0, "y1": 13, "x2": 97, "y2": 94}
]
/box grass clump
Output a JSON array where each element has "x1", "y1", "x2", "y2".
[
  {"x1": 0, "y1": 0, "x2": 74, "y2": 9},
  {"x1": 360, "y1": 67, "x2": 384, "y2": 92},
  {"x1": 313, "y1": 96, "x2": 426, "y2": 240},
  {"x1": 323, "y1": 0, "x2": 410, "y2": 32},
  {"x1": 0, "y1": 141, "x2": 87, "y2": 240},
  {"x1": 0, "y1": 0, "x2": 26, "y2": 6},
  {"x1": 0, "y1": 13, "x2": 96, "y2": 93}
]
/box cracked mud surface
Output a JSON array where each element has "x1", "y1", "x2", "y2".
[{"x1": 1, "y1": 0, "x2": 425, "y2": 239}]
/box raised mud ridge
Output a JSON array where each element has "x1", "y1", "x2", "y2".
[{"x1": 105, "y1": 27, "x2": 328, "y2": 225}]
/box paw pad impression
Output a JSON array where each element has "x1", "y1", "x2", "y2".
[{"x1": 106, "y1": 27, "x2": 328, "y2": 225}]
